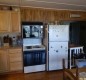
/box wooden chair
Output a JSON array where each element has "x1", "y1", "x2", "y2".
[
  {"x1": 63, "y1": 59, "x2": 86, "y2": 80},
  {"x1": 63, "y1": 59, "x2": 78, "y2": 80},
  {"x1": 69, "y1": 46, "x2": 84, "y2": 69}
]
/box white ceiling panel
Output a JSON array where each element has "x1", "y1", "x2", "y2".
[
  {"x1": 0, "y1": 0, "x2": 86, "y2": 11},
  {"x1": 25, "y1": 0, "x2": 86, "y2": 6},
  {"x1": 0, "y1": 0, "x2": 20, "y2": 6},
  {"x1": 21, "y1": 0, "x2": 86, "y2": 11}
]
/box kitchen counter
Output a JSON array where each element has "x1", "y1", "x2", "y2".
[
  {"x1": 0, "y1": 46, "x2": 22, "y2": 50},
  {"x1": 69, "y1": 45, "x2": 84, "y2": 48},
  {"x1": 69, "y1": 44, "x2": 83, "y2": 48}
]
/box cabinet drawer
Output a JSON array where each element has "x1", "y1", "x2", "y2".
[
  {"x1": 9, "y1": 53, "x2": 22, "y2": 62},
  {"x1": 10, "y1": 62, "x2": 22, "y2": 71},
  {"x1": 9, "y1": 49, "x2": 22, "y2": 54}
]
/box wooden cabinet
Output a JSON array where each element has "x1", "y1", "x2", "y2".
[
  {"x1": 9, "y1": 62, "x2": 22, "y2": 71},
  {"x1": 0, "y1": 48, "x2": 22, "y2": 73},
  {"x1": 0, "y1": 11, "x2": 11, "y2": 32},
  {"x1": 0, "y1": 49, "x2": 9, "y2": 73},
  {"x1": 9, "y1": 48, "x2": 23, "y2": 71},
  {"x1": 11, "y1": 11, "x2": 21, "y2": 32},
  {"x1": 0, "y1": 10, "x2": 20, "y2": 33}
]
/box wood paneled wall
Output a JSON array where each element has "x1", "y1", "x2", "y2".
[
  {"x1": 0, "y1": 5, "x2": 86, "y2": 22},
  {"x1": 21, "y1": 7, "x2": 86, "y2": 23}
]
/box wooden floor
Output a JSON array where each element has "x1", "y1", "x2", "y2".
[{"x1": 0, "y1": 70, "x2": 63, "y2": 80}]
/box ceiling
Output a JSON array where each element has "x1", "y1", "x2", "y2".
[{"x1": 0, "y1": 0, "x2": 86, "y2": 11}]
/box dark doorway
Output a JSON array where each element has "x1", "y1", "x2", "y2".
[{"x1": 69, "y1": 21, "x2": 86, "y2": 52}]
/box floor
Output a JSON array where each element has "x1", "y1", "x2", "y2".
[{"x1": 0, "y1": 70, "x2": 63, "y2": 80}]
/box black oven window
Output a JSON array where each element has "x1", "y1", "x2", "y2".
[
  {"x1": 23, "y1": 26, "x2": 30, "y2": 38},
  {"x1": 23, "y1": 50, "x2": 46, "y2": 66},
  {"x1": 22, "y1": 25, "x2": 43, "y2": 38}
]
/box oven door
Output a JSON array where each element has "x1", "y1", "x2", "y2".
[
  {"x1": 22, "y1": 22, "x2": 43, "y2": 38},
  {"x1": 23, "y1": 50, "x2": 46, "y2": 66}
]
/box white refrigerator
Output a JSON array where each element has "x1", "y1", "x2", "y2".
[{"x1": 47, "y1": 25, "x2": 69, "y2": 71}]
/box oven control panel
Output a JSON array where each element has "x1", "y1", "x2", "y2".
[{"x1": 23, "y1": 45, "x2": 45, "y2": 51}]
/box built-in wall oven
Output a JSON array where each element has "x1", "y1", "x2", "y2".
[
  {"x1": 22, "y1": 22, "x2": 46, "y2": 73},
  {"x1": 23, "y1": 45, "x2": 46, "y2": 73}
]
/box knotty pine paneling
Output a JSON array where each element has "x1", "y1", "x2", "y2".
[
  {"x1": 20, "y1": 7, "x2": 86, "y2": 22},
  {"x1": 21, "y1": 8, "x2": 45, "y2": 22},
  {"x1": 44, "y1": 9, "x2": 55, "y2": 22}
]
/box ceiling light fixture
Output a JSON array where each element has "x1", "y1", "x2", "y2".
[{"x1": 70, "y1": 14, "x2": 81, "y2": 18}]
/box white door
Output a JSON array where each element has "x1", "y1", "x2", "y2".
[
  {"x1": 48, "y1": 42, "x2": 68, "y2": 71},
  {"x1": 49, "y1": 25, "x2": 69, "y2": 42}
]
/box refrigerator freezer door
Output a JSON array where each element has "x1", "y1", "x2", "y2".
[
  {"x1": 48, "y1": 42, "x2": 68, "y2": 71},
  {"x1": 49, "y1": 25, "x2": 69, "y2": 42}
]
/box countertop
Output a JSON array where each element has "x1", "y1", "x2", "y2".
[
  {"x1": 69, "y1": 46, "x2": 84, "y2": 48},
  {"x1": 69, "y1": 44, "x2": 83, "y2": 48},
  {"x1": 0, "y1": 46, "x2": 22, "y2": 50}
]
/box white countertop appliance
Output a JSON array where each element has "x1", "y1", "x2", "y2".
[{"x1": 47, "y1": 25, "x2": 69, "y2": 71}]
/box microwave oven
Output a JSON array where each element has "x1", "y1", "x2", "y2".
[{"x1": 22, "y1": 22, "x2": 43, "y2": 38}]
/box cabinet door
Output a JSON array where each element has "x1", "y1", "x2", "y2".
[
  {"x1": 10, "y1": 62, "x2": 22, "y2": 71},
  {"x1": 9, "y1": 49, "x2": 22, "y2": 62},
  {"x1": 11, "y1": 11, "x2": 20, "y2": 32},
  {"x1": 0, "y1": 11, "x2": 11, "y2": 32},
  {"x1": 0, "y1": 50, "x2": 9, "y2": 73},
  {"x1": 9, "y1": 48, "x2": 23, "y2": 71}
]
